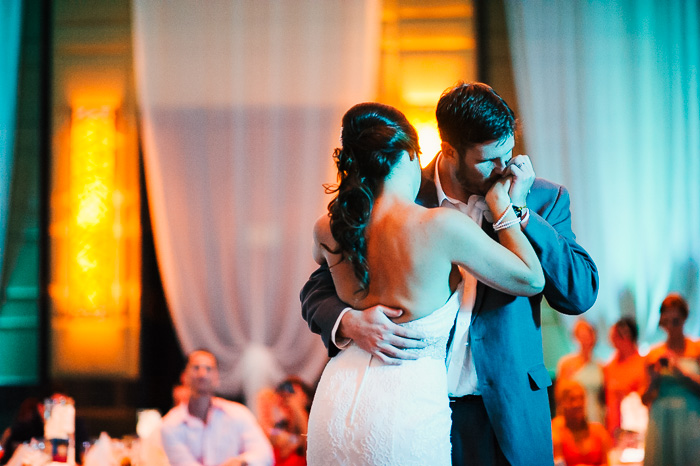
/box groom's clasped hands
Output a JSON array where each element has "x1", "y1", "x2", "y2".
[{"x1": 505, "y1": 153, "x2": 535, "y2": 206}]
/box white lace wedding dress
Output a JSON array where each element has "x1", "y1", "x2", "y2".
[{"x1": 307, "y1": 288, "x2": 461, "y2": 466}]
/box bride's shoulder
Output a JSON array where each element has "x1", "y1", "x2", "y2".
[
  {"x1": 313, "y1": 214, "x2": 333, "y2": 242},
  {"x1": 420, "y1": 206, "x2": 478, "y2": 233},
  {"x1": 314, "y1": 214, "x2": 331, "y2": 236},
  {"x1": 400, "y1": 207, "x2": 479, "y2": 253},
  {"x1": 313, "y1": 214, "x2": 339, "y2": 265},
  {"x1": 313, "y1": 213, "x2": 329, "y2": 231}
]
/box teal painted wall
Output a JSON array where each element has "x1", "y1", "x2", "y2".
[{"x1": 0, "y1": 0, "x2": 43, "y2": 388}]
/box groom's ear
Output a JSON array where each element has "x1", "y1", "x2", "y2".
[{"x1": 441, "y1": 141, "x2": 457, "y2": 160}]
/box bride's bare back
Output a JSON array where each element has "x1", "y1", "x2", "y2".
[{"x1": 315, "y1": 196, "x2": 457, "y2": 323}]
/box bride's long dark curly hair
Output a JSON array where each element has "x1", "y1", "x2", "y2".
[{"x1": 324, "y1": 102, "x2": 420, "y2": 294}]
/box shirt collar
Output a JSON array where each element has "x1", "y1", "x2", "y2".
[
  {"x1": 178, "y1": 397, "x2": 224, "y2": 427},
  {"x1": 434, "y1": 152, "x2": 466, "y2": 209}
]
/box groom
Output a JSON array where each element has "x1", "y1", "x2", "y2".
[{"x1": 300, "y1": 82, "x2": 598, "y2": 465}]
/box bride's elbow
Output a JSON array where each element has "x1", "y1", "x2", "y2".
[{"x1": 526, "y1": 272, "x2": 545, "y2": 296}]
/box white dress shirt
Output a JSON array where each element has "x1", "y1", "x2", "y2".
[
  {"x1": 160, "y1": 397, "x2": 274, "y2": 466},
  {"x1": 433, "y1": 155, "x2": 491, "y2": 397}
]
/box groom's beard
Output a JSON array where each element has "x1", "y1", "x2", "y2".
[{"x1": 455, "y1": 155, "x2": 498, "y2": 198}]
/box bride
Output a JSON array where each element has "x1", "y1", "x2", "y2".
[{"x1": 306, "y1": 102, "x2": 544, "y2": 465}]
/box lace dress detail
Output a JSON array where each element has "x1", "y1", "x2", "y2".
[{"x1": 307, "y1": 288, "x2": 461, "y2": 466}]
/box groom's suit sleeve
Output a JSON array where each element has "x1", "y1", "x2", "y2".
[
  {"x1": 300, "y1": 264, "x2": 347, "y2": 357},
  {"x1": 524, "y1": 180, "x2": 599, "y2": 314}
]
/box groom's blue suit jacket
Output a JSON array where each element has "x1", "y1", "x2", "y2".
[{"x1": 300, "y1": 158, "x2": 599, "y2": 465}]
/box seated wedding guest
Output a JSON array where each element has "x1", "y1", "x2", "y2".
[
  {"x1": 557, "y1": 318, "x2": 605, "y2": 423},
  {"x1": 160, "y1": 349, "x2": 274, "y2": 466},
  {"x1": 0, "y1": 397, "x2": 44, "y2": 464},
  {"x1": 552, "y1": 379, "x2": 612, "y2": 466},
  {"x1": 257, "y1": 377, "x2": 312, "y2": 466},
  {"x1": 602, "y1": 316, "x2": 646, "y2": 438},
  {"x1": 642, "y1": 293, "x2": 700, "y2": 466}
]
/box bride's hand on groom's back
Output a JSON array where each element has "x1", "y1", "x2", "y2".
[{"x1": 338, "y1": 306, "x2": 427, "y2": 365}]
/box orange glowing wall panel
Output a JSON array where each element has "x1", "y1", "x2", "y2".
[
  {"x1": 67, "y1": 106, "x2": 118, "y2": 317},
  {"x1": 49, "y1": 105, "x2": 141, "y2": 378}
]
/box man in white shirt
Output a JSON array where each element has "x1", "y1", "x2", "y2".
[{"x1": 160, "y1": 350, "x2": 273, "y2": 466}]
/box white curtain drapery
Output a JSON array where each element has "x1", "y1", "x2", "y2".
[
  {"x1": 505, "y1": 0, "x2": 700, "y2": 351},
  {"x1": 0, "y1": 0, "x2": 23, "y2": 282},
  {"x1": 132, "y1": 0, "x2": 381, "y2": 405}
]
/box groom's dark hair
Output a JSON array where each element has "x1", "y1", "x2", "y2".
[{"x1": 436, "y1": 82, "x2": 517, "y2": 156}]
